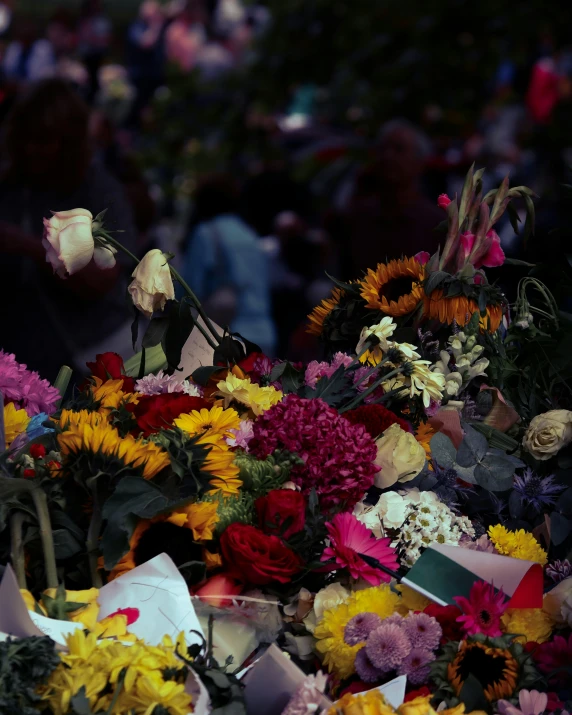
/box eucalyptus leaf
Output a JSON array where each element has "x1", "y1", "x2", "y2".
[
  {"x1": 474, "y1": 455, "x2": 515, "y2": 491},
  {"x1": 550, "y1": 511, "x2": 572, "y2": 546},
  {"x1": 456, "y1": 426, "x2": 488, "y2": 468},
  {"x1": 429, "y1": 432, "x2": 457, "y2": 468}
]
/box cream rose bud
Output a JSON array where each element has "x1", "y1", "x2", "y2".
[
  {"x1": 523, "y1": 409, "x2": 572, "y2": 461},
  {"x1": 543, "y1": 577, "x2": 572, "y2": 626},
  {"x1": 128, "y1": 249, "x2": 175, "y2": 318},
  {"x1": 374, "y1": 423, "x2": 426, "y2": 488},
  {"x1": 42, "y1": 208, "x2": 94, "y2": 276}
]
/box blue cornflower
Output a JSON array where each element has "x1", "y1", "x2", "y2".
[{"x1": 513, "y1": 468, "x2": 565, "y2": 512}]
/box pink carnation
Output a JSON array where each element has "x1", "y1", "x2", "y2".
[
  {"x1": 249, "y1": 395, "x2": 379, "y2": 507},
  {"x1": 0, "y1": 350, "x2": 60, "y2": 416}
]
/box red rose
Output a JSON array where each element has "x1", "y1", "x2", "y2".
[
  {"x1": 344, "y1": 404, "x2": 411, "y2": 439},
  {"x1": 30, "y1": 443, "x2": 46, "y2": 460},
  {"x1": 405, "y1": 687, "x2": 432, "y2": 702},
  {"x1": 238, "y1": 351, "x2": 267, "y2": 373},
  {"x1": 128, "y1": 394, "x2": 209, "y2": 437},
  {"x1": 220, "y1": 523, "x2": 303, "y2": 585},
  {"x1": 423, "y1": 603, "x2": 464, "y2": 644},
  {"x1": 255, "y1": 489, "x2": 306, "y2": 539},
  {"x1": 86, "y1": 352, "x2": 135, "y2": 393}
]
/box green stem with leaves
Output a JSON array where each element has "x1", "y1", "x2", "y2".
[{"x1": 10, "y1": 511, "x2": 26, "y2": 589}]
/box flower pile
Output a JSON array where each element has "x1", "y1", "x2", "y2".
[{"x1": 1, "y1": 168, "x2": 572, "y2": 714}]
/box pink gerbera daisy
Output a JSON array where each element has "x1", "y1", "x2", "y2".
[
  {"x1": 321, "y1": 512, "x2": 399, "y2": 585},
  {"x1": 454, "y1": 580, "x2": 508, "y2": 637}
]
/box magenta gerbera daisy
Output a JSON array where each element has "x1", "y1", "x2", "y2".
[
  {"x1": 321, "y1": 512, "x2": 399, "y2": 585},
  {"x1": 454, "y1": 579, "x2": 508, "y2": 637},
  {"x1": 249, "y1": 395, "x2": 379, "y2": 508}
]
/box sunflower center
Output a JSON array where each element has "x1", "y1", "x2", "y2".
[
  {"x1": 455, "y1": 643, "x2": 509, "y2": 693},
  {"x1": 379, "y1": 276, "x2": 415, "y2": 303},
  {"x1": 133, "y1": 522, "x2": 203, "y2": 573}
]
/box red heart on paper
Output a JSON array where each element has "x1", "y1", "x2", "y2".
[{"x1": 107, "y1": 607, "x2": 140, "y2": 625}]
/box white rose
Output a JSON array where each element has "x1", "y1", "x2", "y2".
[
  {"x1": 374, "y1": 423, "x2": 427, "y2": 488},
  {"x1": 523, "y1": 410, "x2": 572, "y2": 461},
  {"x1": 377, "y1": 491, "x2": 408, "y2": 529},
  {"x1": 543, "y1": 577, "x2": 572, "y2": 626},
  {"x1": 128, "y1": 249, "x2": 175, "y2": 318},
  {"x1": 43, "y1": 208, "x2": 95, "y2": 276}
]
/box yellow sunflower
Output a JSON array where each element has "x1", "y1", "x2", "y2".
[
  {"x1": 359, "y1": 257, "x2": 425, "y2": 317},
  {"x1": 58, "y1": 422, "x2": 169, "y2": 480},
  {"x1": 108, "y1": 501, "x2": 219, "y2": 580},
  {"x1": 448, "y1": 640, "x2": 519, "y2": 702},
  {"x1": 197, "y1": 432, "x2": 242, "y2": 495},
  {"x1": 423, "y1": 289, "x2": 503, "y2": 333},
  {"x1": 91, "y1": 377, "x2": 139, "y2": 415},
  {"x1": 307, "y1": 286, "x2": 346, "y2": 336},
  {"x1": 174, "y1": 405, "x2": 240, "y2": 440},
  {"x1": 3, "y1": 402, "x2": 30, "y2": 447},
  {"x1": 59, "y1": 409, "x2": 108, "y2": 429}
]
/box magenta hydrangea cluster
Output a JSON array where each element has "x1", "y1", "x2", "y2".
[
  {"x1": 346, "y1": 612, "x2": 442, "y2": 686},
  {"x1": 248, "y1": 395, "x2": 379, "y2": 508},
  {"x1": 0, "y1": 350, "x2": 60, "y2": 416}
]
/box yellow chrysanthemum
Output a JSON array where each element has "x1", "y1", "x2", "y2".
[
  {"x1": 501, "y1": 607, "x2": 554, "y2": 644},
  {"x1": 488, "y1": 524, "x2": 548, "y2": 565},
  {"x1": 216, "y1": 374, "x2": 282, "y2": 416},
  {"x1": 4, "y1": 402, "x2": 30, "y2": 447},
  {"x1": 314, "y1": 584, "x2": 401, "y2": 679},
  {"x1": 359, "y1": 257, "x2": 425, "y2": 316},
  {"x1": 175, "y1": 405, "x2": 240, "y2": 440},
  {"x1": 58, "y1": 422, "x2": 170, "y2": 480},
  {"x1": 307, "y1": 286, "x2": 346, "y2": 336},
  {"x1": 328, "y1": 689, "x2": 396, "y2": 715},
  {"x1": 423, "y1": 289, "x2": 503, "y2": 333},
  {"x1": 399, "y1": 696, "x2": 440, "y2": 715},
  {"x1": 122, "y1": 671, "x2": 192, "y2": 715}
]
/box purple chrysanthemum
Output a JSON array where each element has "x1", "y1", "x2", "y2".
[
  {"x1": 0, "y1": 350, "x2": 60, "y2": 416},
  {"x1": 397, "y1": 648, "x2": 434, "y2": 685},
  {"x1": 344, "y1": 613, "x2": 383, "y2": 646},
  {"x1": 135, "y1": 370, "x2": 201, "y2": 396},
  {"x1": 514, "y1": 468, "x2": 565, "y2": 512},
  {"x1": 354, "y1": 647, "x2": 384, "y2": 683},
  {"x1": 383, "y1": 613, "x2": 405, "y2": 627},
  {"x1": 365, "y1": 623, "x2": 411, "y2": 672},
  {"x1": 401, "y1": 613, "x2": 442, "y2": 651},
  {"x1": 249, "y1": 395, "x2": 379, "y2": 508},
  {"x1": 546, "y1": 559, "x2": 572, "y2": 584}
]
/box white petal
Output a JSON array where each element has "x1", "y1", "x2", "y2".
[{"x1": 93, "y1": 245, "x2": 117, "y2": 270}]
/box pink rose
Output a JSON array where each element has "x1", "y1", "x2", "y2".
[{"x1": 437, "y1": 194, "x2": 452, "y2": 209}]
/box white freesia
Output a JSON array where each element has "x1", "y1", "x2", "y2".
[
  {"x1": 43, "y1": 208, "x2": 95, "y2": 276},
  {"x1": 374, "y1": 423, "x2": 426, "y2": 488},
  {"x1": 128, "y1": 249, "x2": 175, "y2": 318},
  {"x1": 377, "y1": 491, "x2": 409, "y2": 529}
]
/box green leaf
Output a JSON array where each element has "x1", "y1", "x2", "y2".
[
  {"x1": 70, "y1": 687, "x2": 94, "y2": 715},
  {"x1": 557, "y1": 486, "x2": 572, "y2": 515},
  {"x1": 429, "y1": 432, "x2": 457, "y2": 468},
  {"x1": 424, "y1": 270, "x2": 449, "y2": 296},
  {"x1": 142, "y1": 316, "x2": 170, "y2": 348},
  {"x1": 474, "y1": 455, "x2": 515, "y2": 491},
  {"x1": 269, "y1": 362, "x2": 287, "y2": 382},
  {"x1": 162, "y1": 299, "x2": 196, "y2": 372},
  {"x1": 456, "y1": 426, "x2": 488, "y2": 467},
  {"x1": 101, "y1": 478, "x2": 170, "y2": 569},
  {"x1": 458, "y1": 672, "x2": 489, "y2": 713},
  {"x1": 550, "y1": 512, "x2": 572, "y2": 546},
  {"x1": 281, "y1": 362, "x2": 303, "y2": 393},
  {"x1": 192, "y1": 365, "x2": 225, "y2": 386},
  {"x1": 178, "y1": 560, "x2": 207, "y2": 586},
  {"x1": 52, "y1": 529, "x2": 83, "y2": 560}
]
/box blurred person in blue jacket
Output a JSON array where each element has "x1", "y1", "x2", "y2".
[{"x1": 181, "y1": 173, "x2": 276, "y2": 354}]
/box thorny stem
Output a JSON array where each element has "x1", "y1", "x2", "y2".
[{"x1": 10, "y1": 511, "x2": 27, "y2": 589}]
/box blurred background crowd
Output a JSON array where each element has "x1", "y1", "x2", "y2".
[{"x1": 1, "y1": 0, "x2": 572, "y2": 379}]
